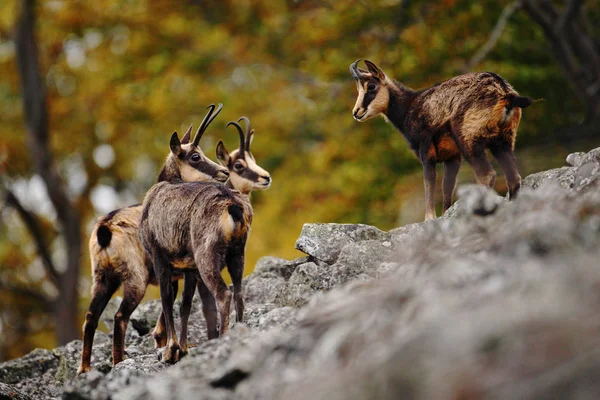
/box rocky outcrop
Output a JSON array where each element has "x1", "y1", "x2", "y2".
[{"x1": 1, "y1": 147, "x2": 600, "y2": 400}]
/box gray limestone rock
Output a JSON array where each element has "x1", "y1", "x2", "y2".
[
  {"x1": 2, "y1": 146, "x2": 600, "y2": 400},
  {"x1": 295, "y1": 223, "x2": 387, "y2": 264},
  {"x1": 0, "y1": 383, "x2": 30, "y2": 400},
  {"x1": 0, "y1": 348, "x2": 58, "y2": 385}
]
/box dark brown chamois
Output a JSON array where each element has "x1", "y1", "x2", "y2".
[
  {"x1": 151, "y1": 116, "x2": 271, "y2": 347},
  {"x1": 77, "y1": 104, "x2": 228, "y2": 375},
  {"x1": 139, "y1": 121, "x2": 256, "y2": 364},
  {"x1": 350, "y1": 59, "x2": 532, "y2": 220}
]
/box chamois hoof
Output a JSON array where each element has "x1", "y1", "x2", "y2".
[
  {"x1": 77, "y1": 364, "x2": 90, "y2": 376},
  {"x1": 179, "y1": 346, "x2": 189, "y2": 358},
  {"x1": 161, "y1": 344, "x2": 181, "y2": 364}
]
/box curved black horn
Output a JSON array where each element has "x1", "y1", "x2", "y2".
[
  {"x1": 237, "y1": 116, "x2": 252, "y2": 152},
  {"x1": 350, "y1": 58, "x2": 363, "y2": 80},
  {"x1": 193, "y1": 103, "x2": 224, "y2": 146},
  {"x1": 226, "y1": 121, "x2": 245, "y2": 155},
  {"x1": 192, "y1": 104, "x2": 215, "y2": 146}
]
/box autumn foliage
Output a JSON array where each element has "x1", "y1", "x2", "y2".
[{"x1": 0, "y1": 0, "x2": 598, "y2": 360}]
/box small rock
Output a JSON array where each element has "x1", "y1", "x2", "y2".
[
  {"x1": 253, "y1": 256, "x2": 308, "y2": 280},
  {"x1": 276, "y1": 262, "x2": 332, "y2": 307},
  {"x1": 522, "y1": 166, "x2": 576, "y2": 190},
  {"x1": 295, "y1": 223, "x2": 387, "y2": 264},
  {"x1": 0, "y1": 348, "x2": 58, "y2": 384},
  {"x1": 566, "y1": 151, "x2": 585, "y2": 167},
  {"x1": 457, "y1": 184, "x2": 504, "y2": 216},
  {"x1": 243, "y1": 274, "x2": 285, "y2": 304}
]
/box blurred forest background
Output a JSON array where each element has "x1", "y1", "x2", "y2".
[{"x1": 0, "y1": 0, "x2": 598, "y2": 361}]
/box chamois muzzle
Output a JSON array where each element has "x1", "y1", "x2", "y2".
[
  {"x1": 260, "y1": 175, "x2": 272, "y2": 188},
  {"x1": 353, "y1": 108, "x2": 367, "y2": 121},
  {"x1": 216, "y1": 169, "x2": 229, "y2": 183}
]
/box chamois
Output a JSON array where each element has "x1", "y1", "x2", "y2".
[
  {"x1": 138, "y1": 120, "x2": 260, "y2": 364},
  {"x1": 350, "y1": 59, "x2": 532, "y2": 220},
  {"x1": 77, "y1": 104, "x2": 228, "y2": 375},
  {"x1": 151, "y1": 116, "x2": 271, "y2": 346}
]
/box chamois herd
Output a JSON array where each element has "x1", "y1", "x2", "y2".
[{"x1": 78, "y1": 60, "x2": 532, "y2": 373}]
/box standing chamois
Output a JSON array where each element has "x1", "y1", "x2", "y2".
[
  {"x1": 151, "y1": 116, "x2": 271, "y2": 347},
  {"x1": 77, "y1": 104, "x2": 228, "y2": 375},
  {"x1": 350, "y1": 59, "x2": 532, "y2": 220},
  {"x1": 139, "y1": 119, "x2": 264, "y2": 364}
]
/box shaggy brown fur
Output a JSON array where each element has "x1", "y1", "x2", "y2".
[
  {"x1": 139, "y1": 180, "x2": 253, "y2": 364},
  {"x1": 77, "y1": 104, "x2": 228, "y2": 375},
  {"x1": 145, "y1": 118, "x2": 271, "y2": 363},
  {"x1": 350, "y1": 59, "x2": 532, "y2": 220},
  {"x1": 151, "y1": 117, "x2": 271, "y2": 348}
]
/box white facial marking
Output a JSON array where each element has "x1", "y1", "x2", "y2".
[
  {"x1": 228, "y1": 151, "x2": 271, "y2": 194},
  {"x1": 179, "y1": 162, "x2": 212, "y2": 182},
  {"x1": 352, "y1": 82, "x2": 367, "y2": 121},
  {"x1": 245, "y1": 152, "x2": 269, "y2": 179}
]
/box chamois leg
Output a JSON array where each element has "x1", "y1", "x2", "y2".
[
  {"x1": 468, "y1": 153, "x2": 497, "y2": 188},
  {"x1": 112, "y1": 281, "x2": 145, "y2": 365},
  {"x1": 491, "y1": 148, "x2": 521, "y2": 200},
  {"x1": 78, "y1": 276, "x2": 120, "y2": 375},
  {"x1": 226, "y1": 247, "x2": 245, "y2": 323},
  {"x1": 153, "y1": 252, "x2": 180, "y2": 364},
  {"x1": 153, "y1": 280, "x2": 179, "y2": 349},
  {"x1": 196, "y1": 250, "x2": 231, "y2": 337},
  {"x1": 178, "y1": 273, "x2": 198, "y2": 356},
  {"x1": 197, "y1": 279, "x2": 219, "y2": 340},
  {"x1": 442, "y1": 157, "x2": 461, "y2": 214},
  {"x1": 422, "y1": 158, "x2": 437, "y2": 221}
]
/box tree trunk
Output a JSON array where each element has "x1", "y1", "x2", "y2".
[
  {"x1": 522, "y1": 0, "x2": 600, "y2": 120},
  {"x1": 14, "y1": 0, "x2": 81, "y2": 344}
]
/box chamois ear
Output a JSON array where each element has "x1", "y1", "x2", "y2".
[
  {"x1": 180, "y1": 124, "x2": 192, "y2": 144},
  {"x1": 216, "y1": 140, "x2": 230, "y2": 166},
  {"x1": 170, "y1": 132, "x2": 182, "y2": 155},
  {"x1": 364, "y1": 60, "x2": 386, "y2": 81}
]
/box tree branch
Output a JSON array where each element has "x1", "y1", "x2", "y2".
[
  {"x1": 521, "y1": 0, "x2": 556, "y2": 39},
  {"x1": 2, "y1": 188, "x2": 60, "y2": 287},
  {"x1": 464, "y1": 1, "x2": 522, "y2": 72},
  {"x1": 521, "y1": 0, "x2": 600, "y2": 119},
  {"x1": 559, "y1": 0, "x2": 583, "y2": 31},
  {"x1": 0, "y1": 280, "x2": 55, "y2": 312}
]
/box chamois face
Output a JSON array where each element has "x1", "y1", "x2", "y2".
[
  {"x1": 216, "y1": 126, "x2": 271, "y2": 195},
  {"x1": 170, "y1": 132, "x2": 229, "y2": 183},
  {"x1": 350, "y1": 59, "x2": 390, "y2": 122}
]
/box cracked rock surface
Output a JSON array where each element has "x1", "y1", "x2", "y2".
[{"x1": 1, "y1": 147, "x2": 600, "y2": 400}]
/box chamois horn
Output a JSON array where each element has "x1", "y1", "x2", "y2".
[{"x1": 226, "y1": 121, "x2": 246, "y2": 155}]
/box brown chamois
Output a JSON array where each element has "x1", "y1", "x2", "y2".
[
  {"x1": 151, "y1": 116, "x2": 271, "y2": 347},
  {"x1": 138, "y1": 121, "x2": 260, "y2": 364},
  {"x1": 77, "y1": 104, "x2": 228, "y2": 375},
  {"x1": 350, "y1": 59, "x2": 532, "y2": 220}
]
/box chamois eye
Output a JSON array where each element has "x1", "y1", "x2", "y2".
[
  {"x1": 234, "y1": 162, "x2": 244, "y2": 171},
  {"x1": 367, "y1": 83, "x2": 377, "y2": 91},
  {"x1": 191, "y1": 153, "x2": 201, "y2": 162}
]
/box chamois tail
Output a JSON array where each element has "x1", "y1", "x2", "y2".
[
  {"x1": 228, "y1": 204, "x2": 244, "y2": 224},
  {"x1": 96, "y1": 225, "x2": 112, "y2": 248},
  {"x1": 507, "y1": 95, "x2": 533, "y2": 109}
]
